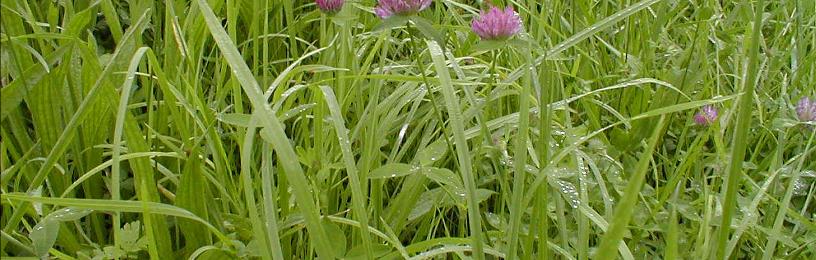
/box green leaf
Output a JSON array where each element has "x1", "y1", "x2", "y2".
[
  {"x1": 217, "y1": 113, "x2": 252, "y2": 127},
  {"x1": 119, "y1": 221, "x2": 147, "y2": 253},
  {"x1": 318, "y1": 85, "x2": 373, "y2": 257},
  {"x1": 471, "y1": 40, "x2": 505, "y2": 53},
  {"x1": 30, "y1": 220, "x2": 59, "y2": 257},
  {"x1": 372, "y1": 15, "x2": 409, "y2": 32},
  {"x1": 503, "y1": 0, "x2": 661, "y2": 83},
  {"x1": 422, "y1": 167, "x2": 463, "y2": 191},
  {"x1": 322, "y1": 220, "x2": 347, "y2": 257},
  {"x1": 507, "y1": 37, "x2": 541, "y2": 51},
  {"x1": 344, "y1": 244, "x2": 392, "y2": 260},
  {"x1": 410, "y1": 16, "x2": 445, "y2": 45},
  {"x1": 415, "y1": 141, "x2": 448, "y2": 166},
  {"x1": 29, "y1": 208, "x2": 93, "y2": 257},
  {"x1": 330, "y1": 6, "x2": 358, "y2": 26},
  {"x1": 368, "y1": 163, "x2": 421, "y2": 179}
]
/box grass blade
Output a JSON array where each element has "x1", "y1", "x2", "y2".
[
  {"x1": 193, "y1": 0, "x2": 334, "y2": 257},
  {"x1": 716, "y1": 0, "x2": 765, "y2": 258},
  {"x1": 426, "y1": 40, "x2": 484, "y2": 259}
]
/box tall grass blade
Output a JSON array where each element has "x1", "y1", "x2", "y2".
[
  {"x1": 193, "y1": 0, "x2": 335, "y2": 257},
  {"x1": 426, "y1": 40, "x2": 485, "y2": 259}
]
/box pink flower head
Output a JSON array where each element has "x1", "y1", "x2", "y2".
[
  {"x1": 471, "y1": 6, "x2": 522, "y2": 41},
  {"x1": 374, "y1": 0, "x2": 432, "y2": 19},
  {"x1": 693, "y1": 105, "x2": 718, "y2": 126},
  {"x1": 797, "y1": 97, "x2": 816, "y2": 122},
  {"x1": 316, "y1": 0, "x2": 344, "y2": 14}
]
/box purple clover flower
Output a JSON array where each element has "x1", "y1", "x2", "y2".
[
  {"x1": 693, "y1": 105, "x2": 718, "y2": 126},
  {"x1": 374, "y1": 0, "x2": 432, "y2": 19},
  {"x1": 797, "y1": 97, "x2": 816, "y2": 122},
  {"x1": 471, "y1": 6, "x2": 522, "y2": 41},
  {"x1": 316, "y1": 0, "x2": 344, "y2": 14}
]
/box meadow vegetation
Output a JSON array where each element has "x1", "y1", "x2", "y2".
[{"x1": 1, "y1": 0, "x2": 814, "y2": 259}]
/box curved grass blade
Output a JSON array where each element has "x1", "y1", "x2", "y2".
[
  {"x1": 593, "y1": 117, "x2": 666, "y2": 259},
  {"x1": 319, "y1": 85, "x2": 374, "y2": 258},
  {"x1": 193, "y1": 0, "x2": 334, "y2": 257},
  {"x1": 716, "y1": 0, "x2": 765, "y2": 258},
  {"x1": 0, "y1": 194, "x2": 229, "y2": 243},
  {"x1": 426, "y1": 40, "x2": 484, "y2": 259}
]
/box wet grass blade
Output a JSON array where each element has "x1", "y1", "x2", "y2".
[
  {"x1": 594, "y1": 116, "x2": 666, "y2": 259},
  {"x1": 194, "y1": 0, "x2": 334, "y2": 257},
  {"x1": 716, "y1": 0, "x2": 764, "y2": 258},
  {"x1": 319, "y1": 85, "x2": 373, "y2": 258},
  {"x1": 426, "y1": 40, "x2": 485, "y2": 259}
]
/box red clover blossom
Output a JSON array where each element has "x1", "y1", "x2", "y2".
[
  {"x1": 471, "y1": 6, "x2": 522, "y2": 41},
  {"x1": 797, "y1": 97, "x2": 816, "y2": 122},
  {"x1": 374, "y1": 0, "x2": 432, "y2": 19},
  {"x1": 316, "y1": 0, "x2": 344, "y2": 14},
  {"x1": 694, "y1": 105, "x2": 718, "y2": 127}
]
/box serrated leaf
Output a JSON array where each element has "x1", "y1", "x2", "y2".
[{"x1": 120, "y1": 221, "x2": 147, "y2": 253}]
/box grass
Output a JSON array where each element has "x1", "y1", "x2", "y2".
[{"x1": 1, "y1": 0, "x2": 815, "y2": 259}]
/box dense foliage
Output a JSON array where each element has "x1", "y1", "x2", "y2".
[{"x1": 1, "y1": 0, "x2": 814, "y2": 259}]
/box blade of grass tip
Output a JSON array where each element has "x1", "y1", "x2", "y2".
[
  {"x1": 594, "y1": 116, "x2": 667, "y2": 259},
  {"x1": 241, "y1": 119, "x2": 275, "y2": 260},
  {"x1": 426, "y1": 40, "x2": 485, "y2": 260},
  {"x1": 110, "y1": 46, "x2": 150, "y2": 253},
  {"x1": 193, "y1": 0, "x2": 335, "y2": 258},
  {"x1": 319, "y1": 85, "x2": 373, "y2": 259},
  {"x1": 99, "y1": 0, "x2": 123, "y2": 43},
  {"x1": 716, "y1": 0, "x2": 764, "y2": 258}
]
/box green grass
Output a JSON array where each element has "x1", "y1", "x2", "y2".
[{"x1": 1, "y1": 0, "x2": 815, "y2": 259}]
